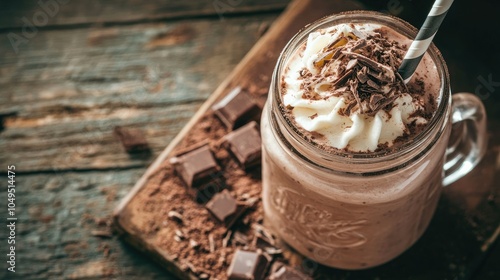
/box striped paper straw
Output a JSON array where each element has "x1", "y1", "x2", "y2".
[{"x1": 398, "y1": 0, "x2": 454, "y2": 83}]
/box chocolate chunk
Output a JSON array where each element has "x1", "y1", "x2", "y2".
[
  {"x1": 227, "y1": 249, "x2": 269, "y2": 280},
  {"x1": 268, "y1": 263, "x2": 312, "y2": 280},
  {"x1": 223, "y1": 121, "x2": 262, "y2": 169},
  {"x1": 212, "y1": 87, "x2": 260, "y2": 129},
  {"x1": 170, "y1": 144, "x2": 224, "y2": 203},
  {"x1": 205, "y1": 190, "x2": 246, "y2": 228},
  {"x1": 113, "y1": 126, "x2": 149, "y2": 152}
]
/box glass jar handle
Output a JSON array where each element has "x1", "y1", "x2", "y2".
[{"x1": 443, "y1": 93, "x2": 488, "y2": 186}]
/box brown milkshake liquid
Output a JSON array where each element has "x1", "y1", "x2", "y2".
[{"x1": 261, "y1": 21, "x2": 446, "y2": 269}]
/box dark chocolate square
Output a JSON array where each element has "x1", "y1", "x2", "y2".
[
  {"x1": 205, "y1": 190, "x2": 246, "y2": 228},
  {"x1": 113, "y1": 126, "x2": 149, "y2": 152},
  {"x1": 212, "y1": 87, "x2": 260, "y2": 129},
  {"x1": 227, "y1": 249, "x2": 269, "y2": 280},
  {"x1": 223, "y1": 121, "x2": 262, "y2": 169},
  {"x1": 170, "y1": 144, "x2": 224, "y2": 203}
]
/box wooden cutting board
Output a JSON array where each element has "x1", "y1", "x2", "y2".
[{"x1": 113, "y1": 0, "x2": 500, "y2": 279}]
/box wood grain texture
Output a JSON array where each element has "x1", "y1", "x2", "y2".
[
  {"x1": 0, "y1": 15, "x2": 277, "y2": 172},
  {"x1": 0, "y1": 0, "x2": 290, "y2": 29},
  {"x1": 0, "y1": 169, "x2": 175, "y2": 280}
]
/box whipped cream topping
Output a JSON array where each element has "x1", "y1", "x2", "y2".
[{"x1": 283, "y1": 23, "x2": 429, "y2": 152}]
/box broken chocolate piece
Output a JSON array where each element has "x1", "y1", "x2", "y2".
[
  {"x1": 223, "y1": 121, "x2": 262, "y2": 169},
  {"x1": 227, "y1": 249, "x2": 269, "y2": 280},
  {"x1": 205, "y1": 190, "x2": 246, "y2": 228},
  {"x1": 252, "y1": 224, "x2": 276, "y2": 250},
  {"x1": 170, "y1": 144, "x2": 224, "y2": 203},
  {"x1": 212, "y1": 87, "x2": 260, "y2": 129},
  {"x1": 343, "y1": 51, "x2": 384, "y2": 73},
  {"x1": 254, "y1": 234, "x2": 274, "y2": 250},
  {"x1": 366, "y1": 79, "x2": 380, "y2": 89},
  {"x1": 113, "y1": 126, "x2": 149, "y2": 152},
  {"x1": 356, "y1": 69, "x2": 369, "y2": 84},
  {"x1": 345, "y1": 59, "x2": 358, "y2": 71},
  {"x1": 351, "y1": 38, "x2": 367, "y2": 51},
  {"x1": 369, "y1": 94, "x2": 386, "y2": 111},
  {"x1": 268, "y1": 263, "x2": 312, "y2": 280},
  {"x1": 331, "y1": 69, "x2": 354, "y2": 87}
]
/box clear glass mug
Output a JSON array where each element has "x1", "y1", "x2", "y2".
[{"x1": 260, "y1": 11, "x2": 487, "y2": 269}]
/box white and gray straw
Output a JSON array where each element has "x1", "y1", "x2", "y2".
[{"x1": 398, "y1": 0, "x2": 454, "y2": 83}]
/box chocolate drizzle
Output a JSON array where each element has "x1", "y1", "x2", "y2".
[{"x1": 302, "y1": 30, "x2": 409, "y2": 116}]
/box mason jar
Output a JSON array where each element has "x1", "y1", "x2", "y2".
[{"x1": 261, "y1": 11, "x2": 487, "y2": 269}]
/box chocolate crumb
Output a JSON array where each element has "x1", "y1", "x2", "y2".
[
  {"x1": 208, "y1": 234, "x2": 215, "y2": 253},
  {"x1": 309, "y1": 113, "x2": 318, "y2": 120},
  {"x1": 189, "y1": 239, "x2": 200, "y2": 249}
]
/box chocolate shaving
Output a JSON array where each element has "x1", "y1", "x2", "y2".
[
  {"x1": 342, "y1": 100, "x2": 358, "y2": 116},
  {"x1": 356, "y1": 67, "x2": 369, "y2": 83},
  {"x1": 366, "y1": 79, "x2": 380, "y2": 89},
  {"x1": 299, "y1": 30, "x2": 412, "y2": 117},
  {"x1": 331, "y1": 48, "x2": 343, "y2": 60},
  {"x1": 351, "y1": 38, "x2": 367, "y2": 51},
  {"x1": 222, "y1": 230, "x2": 232, "y2": 248},
  {"x1": 233, "y1": 231, "x2": 249, "y2": 246},
  {"x1": 208, "y1": 234, "x2": 215, "y2": 253},
  {"x1": 368, "y1": 68, "x2": 392, "y2": 83},
  {"x1": 332, "y1": 69, "x2": 354, "y2": 87},
  {"x1": 349, "y1": 80, "x2": 362, "y2": 113},
  {"x1": 343, "y1": 51, "x2": 385, "y2": 73},
  {"x1": 345, "y1": 59, "x2": 358, "y2": 71},
  {"x1": 369, "y1": 93, "x2": 386, "y2": 111}
]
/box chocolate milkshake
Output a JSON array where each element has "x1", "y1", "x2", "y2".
[{"x1": 261, "y1": 12, "x2": 451, "y2": 269}]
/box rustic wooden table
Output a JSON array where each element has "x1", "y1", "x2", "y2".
[{"x1": 0, "y1": 0, "x2": 498, "y2": 279}]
